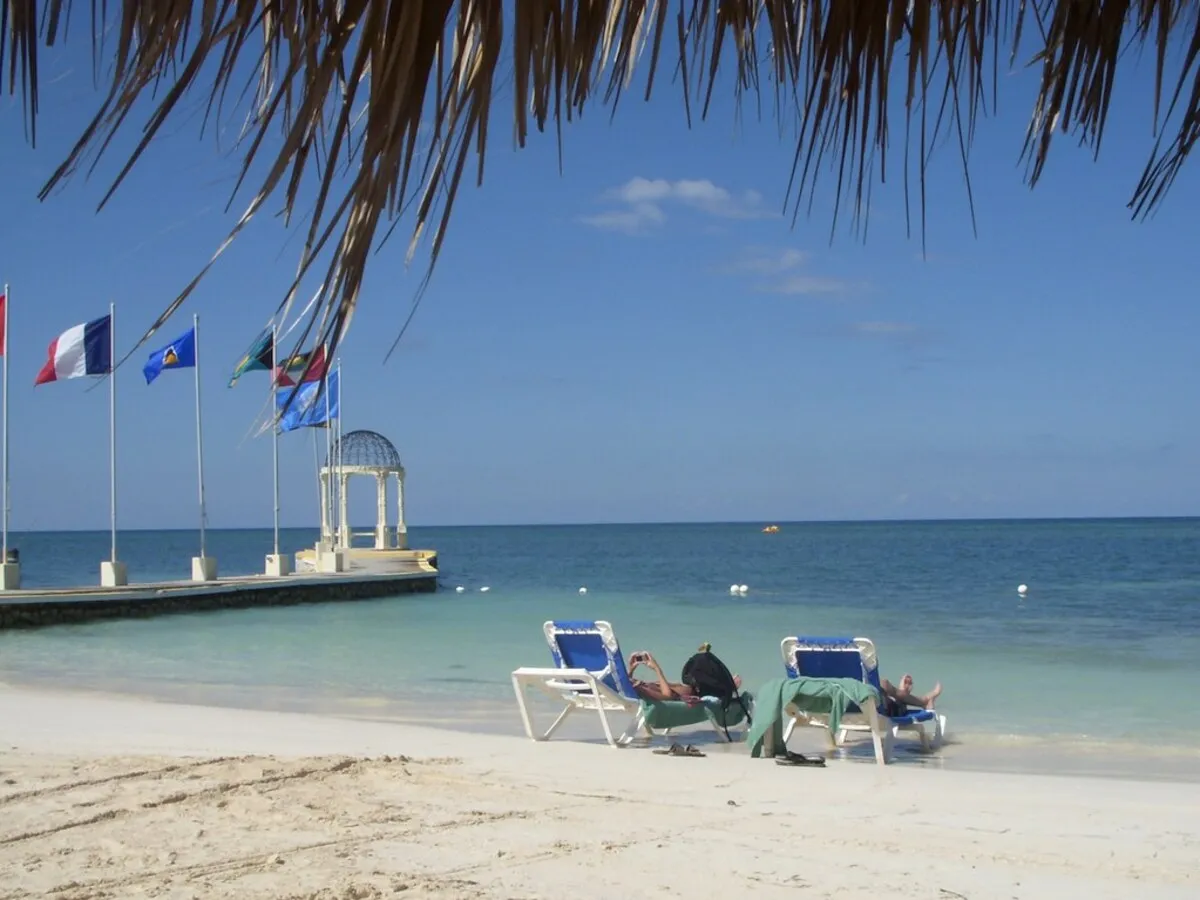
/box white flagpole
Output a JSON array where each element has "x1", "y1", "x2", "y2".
[
  {"x1": 193, "y1": 314, "x2": 208, "y2": 559},
  {"x1": 271, "y1": 323, "x2": 280, "y2": 558},
  {"x1": 2, "y1": 282, "x2": 9, "y2": 561},
  {"x1": 323, "y1": 352, "x2": 333, "y2": 545},
  {"x1": 311, "y1": 429, "x2": 321, "y2": 537},
  {"x1": 108, "y1": 301, "x2": 118, "y2": 564},
  {"x1": 336, "y1": 358, "x2": 343, "y2": 545}
]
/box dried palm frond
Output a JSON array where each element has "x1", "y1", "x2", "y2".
[{"x1": 2, "y1": 1, "x2": 1198, "y2": 376}]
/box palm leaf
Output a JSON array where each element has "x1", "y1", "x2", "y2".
[{"x1": 2, "y1": 1, "x2": 1197, "y2": 371}]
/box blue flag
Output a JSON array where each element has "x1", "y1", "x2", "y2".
[
  {"x1": 275, "y1": 369, "x2": 339, "y2": 432},
  {"x1": 143, "y1": 327, "x2": 197, "y2": 384}
]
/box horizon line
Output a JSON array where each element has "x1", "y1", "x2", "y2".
[{"x1": 5, "y1": 513, "x2": 1200, "y2": 535}]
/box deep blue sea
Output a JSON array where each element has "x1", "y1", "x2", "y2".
[{"x1": 2, "y1": 520, "x2": 1199, "y2": 763}]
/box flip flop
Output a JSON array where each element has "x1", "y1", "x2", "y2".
[
  {"x1": 775, "y1": 751, "x2": 826, "y2": 767},
  {"x1": 653, "y1": 743, "x2": 706, "y2": 757}
]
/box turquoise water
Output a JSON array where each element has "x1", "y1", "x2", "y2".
[{"x1": 1, "y1": 520, "x2": 1199, "y2": 755}]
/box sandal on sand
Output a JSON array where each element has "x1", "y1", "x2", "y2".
[
  {"x1": 654, "y1": 743, "x2": 706, "y2": 758},
  {"x1": 775, "y1": 751, "x2": 826, "y2": 767}
]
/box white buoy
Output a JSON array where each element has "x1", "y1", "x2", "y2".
[
  {"x1": 1017, "y1": 583, "x2": 1028, "y2": 596},
  {"x1": 729, "y1": 584, "x2": 740, "y2": 594},
  {"x1": 579, "y1": 587, "x2": 588, "y2": 594},
  {"x1": 455, "y1": 585, "x2": 465, "y2": 593},
  {"x1": 480, "y1": 586, "x2": 491, "y2": 593},
  {"x1": 738, "y1": 584, "x2": 749, "y2": 594}
]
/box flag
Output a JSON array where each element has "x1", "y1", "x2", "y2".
[
  {"x1": 143, "y1": 327, "x2": 197, "y2": 384},
  {"x1": 274, "y1": 369, "x2": 339, "y2": 432},
  {"x1": 273, "y1": 344, "x2": 328, "y2": 387},
  {"x1": 35, "y1": 315, "x2": 112, "y2": 385},
  {"x1": 228, "y1": 327, "x2": 273, "y2": 387},
  {"x1": 0, "y1": 292, "x2": 6, "y2": 357}
]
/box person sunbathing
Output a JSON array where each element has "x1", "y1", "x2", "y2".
[
  {"x1": 879, "y1": 673, "x2": 942, "y2": 715},
  {"x1": 626, "y1": 650, "x2": 742, "y2": 703}
]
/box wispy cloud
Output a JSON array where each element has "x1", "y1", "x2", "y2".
[
  {"x1": 579, "y1": 177, "x2": 769, "y2": 233},
  {"x1": 762, "y1": 275, "x2": 856, "y2": 296},
  {"x1": 841, "y1": 321, "x2": 942, "y2": 366},
  {"x1": 717, "y1": 246, "x2": 860, "y2": 297},
  {"x1": 717, "y1": 247, "x2": 809, "y2": 275}
]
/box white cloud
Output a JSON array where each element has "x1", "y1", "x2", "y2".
[
  {"x1": 580, "y1": 177, "x2": 768, "y2": 233},
  {"x1": 578, "y1": 203, "x2": 666, "y2": 233},
  {"x1": 761, "y1": 275, "x2": 852, "y2": 296},
  {"x1": 718, "y1": 247, "x2": 809, "y2": 275},
  {"x1": 716, "y1": 246, "x2": 859, "y2": 296}
]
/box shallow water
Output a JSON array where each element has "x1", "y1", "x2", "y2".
[{"x1": 2, "y1": 520, "x2": 1199, "y2": 768}]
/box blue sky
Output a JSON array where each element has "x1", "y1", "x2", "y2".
[{"x1": 1, "y1": 28, "x2": 1198, "y2": 530}]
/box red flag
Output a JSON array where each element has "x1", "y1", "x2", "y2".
[
  {"x1": 0, "y1": 292, "x2": 6, "y2": 357},
  {"x1": 274, "y1": 344, "x2": 327, "y2": 386}
]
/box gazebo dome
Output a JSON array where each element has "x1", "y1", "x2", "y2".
[{"x1": 326, "y1": 429, "x2": 403, "y2": 471}]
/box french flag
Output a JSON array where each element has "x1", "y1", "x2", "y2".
[{"x1": 35, "y1": 316, "x2": 113, "y2": 385}]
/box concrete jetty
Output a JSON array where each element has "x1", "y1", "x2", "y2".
[{"x1": 0, "y1": 563, "x2": 438, "y2": 631}]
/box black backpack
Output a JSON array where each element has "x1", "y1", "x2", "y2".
[{"x1": 681, "y1": 644, "x2": 752, "y2": 739}]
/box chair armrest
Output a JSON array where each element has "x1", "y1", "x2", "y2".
[{"x1": 512, "y1": 666, "x2": 593, "y2": 678}]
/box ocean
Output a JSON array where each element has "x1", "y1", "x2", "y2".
[{"x1": 1, "y1": 520, "x2": 1198, "y2": 774}]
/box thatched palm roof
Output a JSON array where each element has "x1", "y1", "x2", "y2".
[{"x1": 2, "y1": 1, "x2": 1196, "y2": 369}]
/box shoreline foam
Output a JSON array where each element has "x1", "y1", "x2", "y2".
[{"x1": 3, "y1": 672, "x2": 1198, "y2": 784}]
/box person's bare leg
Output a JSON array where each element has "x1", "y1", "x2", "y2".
[
  {"x1": 883, "y1": 674, "x2": 942, "y2": 709},
  {"x1": 920, "y1": 682, "x2": 943, "y2": 709}
]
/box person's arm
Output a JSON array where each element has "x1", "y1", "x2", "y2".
[
  {"x1": 627, "y1": 651, "x2": 643, "y2": 681},
  {"x1": 641, "y1": 653, "x2": 677, "y2": 699}
]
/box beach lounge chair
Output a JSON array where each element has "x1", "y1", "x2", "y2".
[
  {"x1": 511, "y1": 620, "x2": 752, "y2": 748},
  {"x1": 779, "y1": 636, "x2": 947, "y2": 765}
]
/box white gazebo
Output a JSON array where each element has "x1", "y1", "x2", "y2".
[{"x1": 320, "y1": 430, "x2": 407, "y2": 550}]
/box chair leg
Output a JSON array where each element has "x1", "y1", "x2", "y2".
[
  {"x1": 866, "y1": 708, "x2": 892, "y2": 765},
  {"x1": 917, "y1": 723, "x2": 932, "y2": 752},
  {"x1": 593, "y1": 702, "x2": 621, "y2": 747},
  {"x1": 705, "y1": 713, "x2": 734, "y2": 742},
  {"x1": 511, "y1": 675, "x2": 539, "y2": 741},
  {"x1": 931, "y1": 714, "x2": 947, "y2": 748},
  {"x1": 617, "y1": 706, "x2": 647, "y2": 746},
  {"x1": 782, "y1": 717, "x2": 797, "y2": 744},
  {"x1": 871, "y1": 727, "x2": 895, "y2": 766},
  {"x1": 542, "y1": 703, "x2": 575, "y2": 741}
]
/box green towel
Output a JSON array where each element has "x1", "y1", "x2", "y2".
[
  {"x1": 641, "y1": 691, "x2": 755, "y2": 731},
  {"x1": 747, "y1": 677, "x2": 881, "y2": 758}
]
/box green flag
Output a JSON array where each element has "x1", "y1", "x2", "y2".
[{"x1": 228, "y1": 327, "x2": 273, "y2": 387}]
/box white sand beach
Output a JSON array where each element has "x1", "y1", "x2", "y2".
[{"x1": 0, "y1": 685, "x2": 1196, "y2": 899}]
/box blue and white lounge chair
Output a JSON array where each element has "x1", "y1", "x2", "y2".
[
  {"x1": 780, "y1": 636, "x2": 947, "y2": 765},
  {"x1": 511, "y1": 620, "x2": 752, "y2": 748}
]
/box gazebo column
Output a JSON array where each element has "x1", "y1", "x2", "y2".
[
  {"x1": 319, "y1": 470, "x2": 332, "y2": 545},
  {"x1": 374, "y1": 472, "x2": 389, "y2": 549},
  {"x1": 338, "y1": 472, "x2": 350, "y2": 548},
  {"x1": 395, "y1": 472, "x2": 408, "y2": 550}
]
